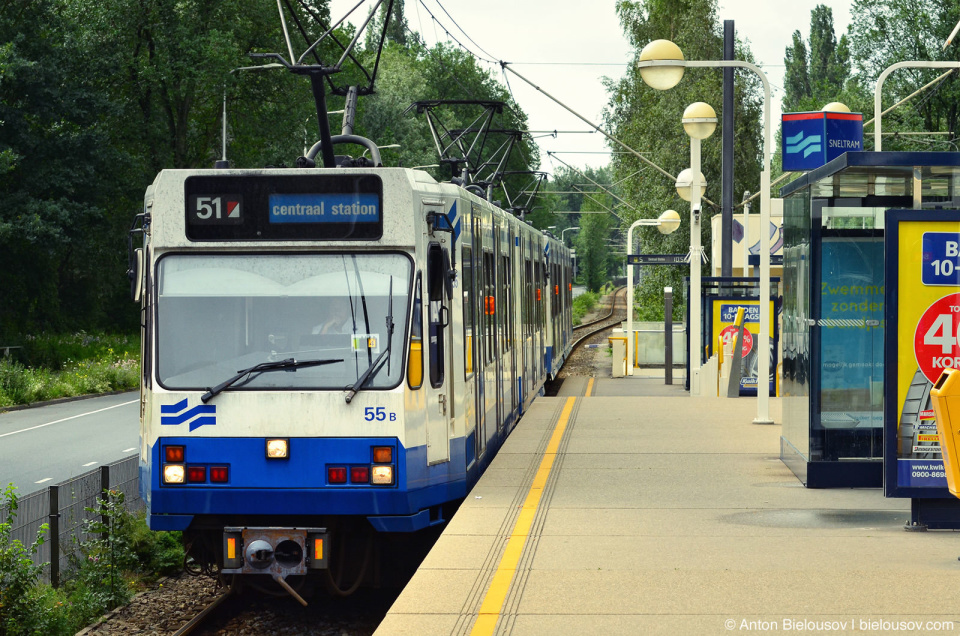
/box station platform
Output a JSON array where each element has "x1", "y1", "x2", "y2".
[{"x1": 376, "y1": 375, "x2": 960, "y2": 635}]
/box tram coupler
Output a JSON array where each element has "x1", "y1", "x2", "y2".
[{"x1": 221, "y1": 526, "x2": 328, "y2": 575}]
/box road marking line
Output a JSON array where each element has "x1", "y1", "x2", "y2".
[
  {"x1": 122, "y1": 448, "x2": 136, "y2": 453},
  {"x1": 35, "y1": 478, "x2": 52, "y2": 484},
  {"x1": 82, "y1": 461, "x2": 98, "y2": 467},
  {"x1": 0, "y1": 399, "x2": 138, "y2": 439},
  {"x1": 470, "y1": 396, "x2": 576, "y2": 636},
  {"x1": 585, "y1": 377, "x2": 594, "y2": 397}
]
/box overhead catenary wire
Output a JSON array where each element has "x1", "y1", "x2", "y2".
[{"x1": 500, "y1": 61, "x2": 719, "y2": 210}]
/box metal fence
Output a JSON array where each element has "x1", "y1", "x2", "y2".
[{"x1": 0, "y1": 454, "x2": 141, "y2": 586}]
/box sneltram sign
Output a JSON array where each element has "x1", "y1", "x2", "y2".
[{"x1": 781, "y1": 110, "x2": 864, "y2": 172}]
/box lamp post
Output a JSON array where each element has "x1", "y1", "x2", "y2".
[
  {"x1": 561, "y1": 226, "x2": 581, "y2": 245},
  {"x1": 678, "y1": 102, "x2": 717, "y2": 392},
  {"x1": 637, "y1": 39, "x2": 773, "y2": 421},
  {"x1": 874, "y1": 61, "x2": 960, "y2": 151},
  {"x1": 626, "y1": 210, "x2": 682, "y2": 376}
]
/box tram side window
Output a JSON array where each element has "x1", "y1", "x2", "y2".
[
  {"x1": 427, "y1": 244, "x2": 446, "y2": 388},
  {"x1": 408, "y1": 274, "x2": 424, "y2": 390},
  {"x1": 462, "y1": 243, "x2": 474, "y2": 377}
]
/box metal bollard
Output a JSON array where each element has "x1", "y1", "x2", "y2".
[{"x1": 664, "y1": 287, "x2": 673, "y2": 385}]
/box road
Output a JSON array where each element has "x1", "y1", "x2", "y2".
[{"x1": 0, "y1": 392, "x2": 140, "y2": 496}]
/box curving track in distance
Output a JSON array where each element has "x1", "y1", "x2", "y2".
[{"x1": 561, "y1": 286, "x2": 627, "y2": 374}]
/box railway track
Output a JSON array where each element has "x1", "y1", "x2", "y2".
[{"x1": 569, "y1": 286, "x2": 626, "y2": 356}]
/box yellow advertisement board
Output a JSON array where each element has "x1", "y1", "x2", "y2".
[
  {"x1": 709, "y1": 298, "x2": 776, "y2": 393},
  {"x1": 889, "y1": 217, "x2": 960, "y2": 492}
]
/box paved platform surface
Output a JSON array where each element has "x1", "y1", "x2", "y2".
[{"x1": 376, "y1": 376, "x2": 960, "y2": 635}]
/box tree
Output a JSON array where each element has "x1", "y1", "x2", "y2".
[
  {"x1": 605, "y1": 0, "x2": 763, "y2": 319},
  {"x1": 782, "y1": 5, "x2": 852, "y2": 113},
  {"x1": 849, "y1": 0, "x2": 960, "y2": 150},
  {"x1": 0, "y1": 0, "x2": 126, "y2": 338},
  {"x1": 576, "y1": 195, "x2": 615, "y2": 293}
]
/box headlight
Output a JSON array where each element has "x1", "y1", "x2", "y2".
[
  {"x1": 266, "y1": 439, "x2": 289, "y2": 459},
  {"x1": 371, "y1": 465, "x2": 394, "y2": 485},
  {"x1": 163, "y1": 464, "x2": 185, "y2": 484}
]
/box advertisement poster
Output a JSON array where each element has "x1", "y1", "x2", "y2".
[
  {"x1": 819, "y1": 238, "x2": 884, "y2": 429},
  {"x1": 887, "y1": 215, "x2": 960, "y2": 493},
  {"x1": 710, "y1": 299, "x2": 776, "y2": 395}
]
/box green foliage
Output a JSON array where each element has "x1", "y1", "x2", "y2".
[
  {"x1": 0, "y1": 334, "x2": 139, "y2": 408},
  {"x1": 125, "y1": 513, "x2": 183, "y2": 578},
  {"x1": 0, "y1": 485, "x2": 70, "y2": 636},
  {"x1": 848, "y1": 0, "x2": 960, "y2": 151},
  {"x1": 783, "y1": 5, "x2": 852, "y2": 114},
  {"x1": 63, "y1": 491, "x2": 136, "y2": 623},
  {"x1": 0, "y1": 485, "x2": 182, "y2": 635},
  {"x1": 572, "y1": 291, "x2": 600, "y2": 326},
  {"x1": 607, "y1": 0, "x2": 764, "y2": 315}
]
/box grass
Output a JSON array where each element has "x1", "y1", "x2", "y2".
[{"x1": 0, "y1": 333, "x2": 139, "y2": 408}]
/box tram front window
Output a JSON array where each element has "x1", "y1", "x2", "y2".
[{"x1": 156, "y1": 254, "x2": 411, "y2": 392}]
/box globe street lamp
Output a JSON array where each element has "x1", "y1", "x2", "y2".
[
  {"x1": 637, "y1": 39, "x2": 773, "y2": 422},
  {"x1": 626, "y1": 210, "x2": 682, "y2": 376},
  {"x1": 680, "y1": 101, "x2": 717, "y2": 393}
]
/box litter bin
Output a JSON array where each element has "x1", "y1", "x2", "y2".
[
  {"x1": 609, "y1": 333, "x2": 626, "y2": 378},
  {"x1": 930, "y1": 368, "x2": 960, "y2": 498}
]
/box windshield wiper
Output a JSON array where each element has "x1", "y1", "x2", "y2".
[
  {"x1": 345, "y1": 277, "x2": 394, "y2": 404},
  {"x1": 201, "y1": 357, "x2": 342, "y2": 403}
]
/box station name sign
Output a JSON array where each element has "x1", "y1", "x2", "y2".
[
  {"x1": 627, "y1": 254, "x2": 688, "y2": 265},
  {"x1": 781, "y1": 111, "x2": 863, "y2": 172}
]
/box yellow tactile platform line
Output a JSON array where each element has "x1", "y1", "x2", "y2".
[{"x1": 469, "y1": 395, "x2": 577, "y2": 636}]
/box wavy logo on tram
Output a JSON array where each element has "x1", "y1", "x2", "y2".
[{"x1": 160, "y1": 399, "x2": 217, "y2": 432}]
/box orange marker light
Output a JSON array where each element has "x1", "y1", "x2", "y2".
[
  {"x1": 536, "y1": 289, "x2": 542, "y2": 301},
  {"x1": 227, "y1": 537, "x2": 236, "y2": 560},
  {"x1": 314, "y1": 538, "x2": 324, "y2": 560}
]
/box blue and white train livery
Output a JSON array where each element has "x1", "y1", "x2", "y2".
[{"x1": 131, "y1": 165, "x2": 573, "y2": 594}]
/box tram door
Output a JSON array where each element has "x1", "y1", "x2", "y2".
[
  {"x1": 425, "y1": 243, "x2": 452, "y2": 465},
  {"x1": 480, "y1": 218, "x2": 500, "y2": 447},
  {"x1": 472, "y1": 214, "x2": 487, "y2": 460},
  {"x1": 493, "y1": 223, "x2": 504, "y2": 430}
]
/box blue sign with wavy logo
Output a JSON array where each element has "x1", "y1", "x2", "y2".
[{"x1": 782, "y1": 111, "x2": 863, "y2": 172}]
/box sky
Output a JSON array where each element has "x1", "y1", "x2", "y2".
[{"x1": 328, "y1": 0, "x2": 855, "y2": 172}]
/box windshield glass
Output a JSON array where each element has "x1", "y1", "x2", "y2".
[{"x1": 157, "y1": 253, "x2": 411, "y2": 391}]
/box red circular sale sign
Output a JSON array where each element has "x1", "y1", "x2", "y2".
[
  {"x1": 914, "y1": 293, "x2": 960, "y2": 383},
  {"x1": 720, "y1": 325, "x2": 753, "y2": 358}
]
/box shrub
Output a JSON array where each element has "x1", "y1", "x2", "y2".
[
  {"x1": 63, "y1": 491, "x2": 136, "y2": 626},
  {"x1": 0, "y1": 484, "x2": 70, "y2": 635},
  {"x1": 0, "y1": 337, "x2": 139, "y2": 408},
  {"x1": 572, "y1": 291, "x2": 600, "y2": 326}
]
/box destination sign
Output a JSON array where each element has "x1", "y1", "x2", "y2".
[
  {"x1": 269, "y1": 193, "x2": 380, "y2": 224},
  {"x1": 627, "y1": 254, "x2": 688, "y2": 265},
  {"x1": 184, "y1": 174, "x2": 383, "y2": 241}
]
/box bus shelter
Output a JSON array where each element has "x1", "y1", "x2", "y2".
[{"x1": 780, "y1": 152, "x2": 960, "y2": 504}]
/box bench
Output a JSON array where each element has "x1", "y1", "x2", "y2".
[{"x1": 1, "y1": 346, "x2": 22, "y2": 357}]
